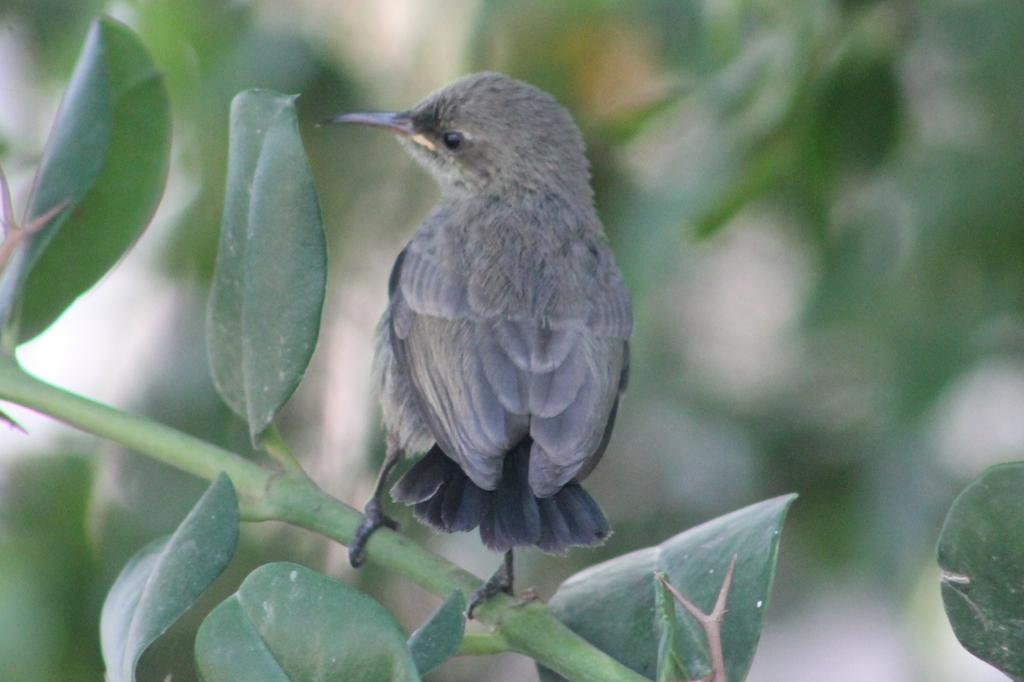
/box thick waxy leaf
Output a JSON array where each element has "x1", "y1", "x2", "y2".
[
  {"x1": 408, "y1": 590, "x2": 466, "y2": 674},
  {"x1": 0, "y1": 16, "x2": 170, "y2": 343},
  {"x1": 939, "y1": 462, "x2": 1024, "y2": 679},
  {"x1": 195, "y1": 562, "x2": 421, "y2": 682},
  {"x1": 654, "y1": 575, "x2": 687, "y2": 682},
  {"x1": 541, "y1": 494, "x2": 796, "y2": 682},
  {"x1": 100, "y1": 474, "x2": 239, "y2": 682},
  {"x1": 206, "y1": 89, "x2": 326, "y2": 443}
]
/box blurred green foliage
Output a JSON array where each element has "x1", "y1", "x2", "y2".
[
  {"x1": 3, "y1": 17, "x2": 171, "y2": 343},
  {"x1": 1, "y1": 0, "x2": 1022, "y2": 679}
]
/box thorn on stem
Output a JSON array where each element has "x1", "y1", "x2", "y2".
[
  {"x1": 657, "y1": 554, "x2": 738, "y2": 682},
  {"x1": 0, "y1": 164, "x2": 14, "y2": 238},
  {"x1": 22, "y1": 198, "x2": 70, "y2": 235},
  {"x1": 0, "y1": 164, "x2": 72, "y2": 271},
  {"x1": 0, "y1": 408, "x2": 27, "y2": 434}
]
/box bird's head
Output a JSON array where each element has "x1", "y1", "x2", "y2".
[{"x1": 329, "y1": 72, "x2": 592, "y2": 201}]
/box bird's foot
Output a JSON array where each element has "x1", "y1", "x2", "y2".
[
  {"x1": 467, "y1": 571, "x2": 513, "y2": 619},
  {"x1": 468, "y1": 550, "x2": 515, "y2": 619},
  {"x1": 349, "y1": 498, "x2": 398, "y2": 568}
]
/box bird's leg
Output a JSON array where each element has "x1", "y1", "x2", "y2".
[
  {"x1": 468, "y1": 549, "x2": 515, "y2": 618},
  {"x1": 349, "y1": 443, "x2": 402, "y2": 568}
]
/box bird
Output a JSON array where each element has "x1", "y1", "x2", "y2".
[{"x1": 329, "y1": 72, "x2": 632, "y2": 612}]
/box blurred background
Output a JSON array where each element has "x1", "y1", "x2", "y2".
[{"x1": 0, "y1": 0, "x2": 1022, "y2": 680}]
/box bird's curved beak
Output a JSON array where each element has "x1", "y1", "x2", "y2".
[{"x1": 324, "y1": 111, "x2": 416, "y2": 136}]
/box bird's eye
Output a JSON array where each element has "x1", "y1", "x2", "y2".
[{"x1": 442, "y1": 131, "x2": 463, "y2": 150}]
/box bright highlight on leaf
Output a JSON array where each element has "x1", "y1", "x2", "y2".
[
  {"x1": 195, "y1": 562, "x2": 421, "y2": 682},
  {"x1": 100, "y1": 474, "x2": 239, "y2": 682},
  {"x1": 206, "y1": 89, "x2": 326, "y2": 444},
  {"x1": 0, "y1": 16, "x2": 170, "y2": 344}
]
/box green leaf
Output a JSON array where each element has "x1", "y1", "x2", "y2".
[
  {"x1": 206, "y1": 89, "x2": 326, "y2": 443},
  {"x1": 654, "y1": 574, "x2": 687, "y2": 682},
  {"x1": 195, "y1": 562, "x2": 421, "y2": 682},
  {"x1": 541, "y1": 494, "x2": 796, "y2": 682},
  {"x1": 100, "y1": 474, "x2": 239, "y2": 682},
  {"x1": 0, "y1": 16, "x2": 170, "y2": 343},
  {"x1": 938, "y1": 462, "x2": 1024, "y2": 679},
  {"x1": 408, "y1": 590, "x2": 466, "y2": 675}
]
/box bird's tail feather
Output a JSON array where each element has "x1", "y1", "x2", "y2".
[{"x1": 390, "y1": 441, "x2": 610, "y2": 554}]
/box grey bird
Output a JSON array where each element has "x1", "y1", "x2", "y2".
[{"x1": 330, "y1": 72, "x2": 632, "y2": 609}]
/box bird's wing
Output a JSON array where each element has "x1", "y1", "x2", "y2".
[
  {"x1": 587, "y1": 241, "x2": 633, "y2": 341},
  {"x1": 511, "y1": 319, "x2": 625, "y2": 496},
  {"x1": 522, "y1": 237, "x2": 632, "y2": 495},
  {"x1": 389, "y1": 245, "x2": 516, "y2": 488},
  {"x1": 389, "y1": 240, "x2": 630, "y2": 495}
]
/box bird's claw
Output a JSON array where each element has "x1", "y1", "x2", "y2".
[
  {"x1": 349, "y1": 498, "x2": 398, "y2": 568},
  {"x1": 467, "y1": 576, "x2": 513, "y2": 619},
  {"x1": 467, "y1": 551, "x2": 515, "y2": 619}
]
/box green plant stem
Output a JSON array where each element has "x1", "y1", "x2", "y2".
[
  {"x1": 0, "y1": 358, "x2": 649, "y2": 682},
  {"x1": 267, "y1": 475, "x2": 483, "y2": 598},
  {"x1": 260, "y1": 422, "x2": 305, "y2": 475},
  {"x1": 0, "y1": 358, "x2": 271, "y2": 498},
  {"x1": 457, "y1": 632, "x2": 511, "y2": 656}
]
